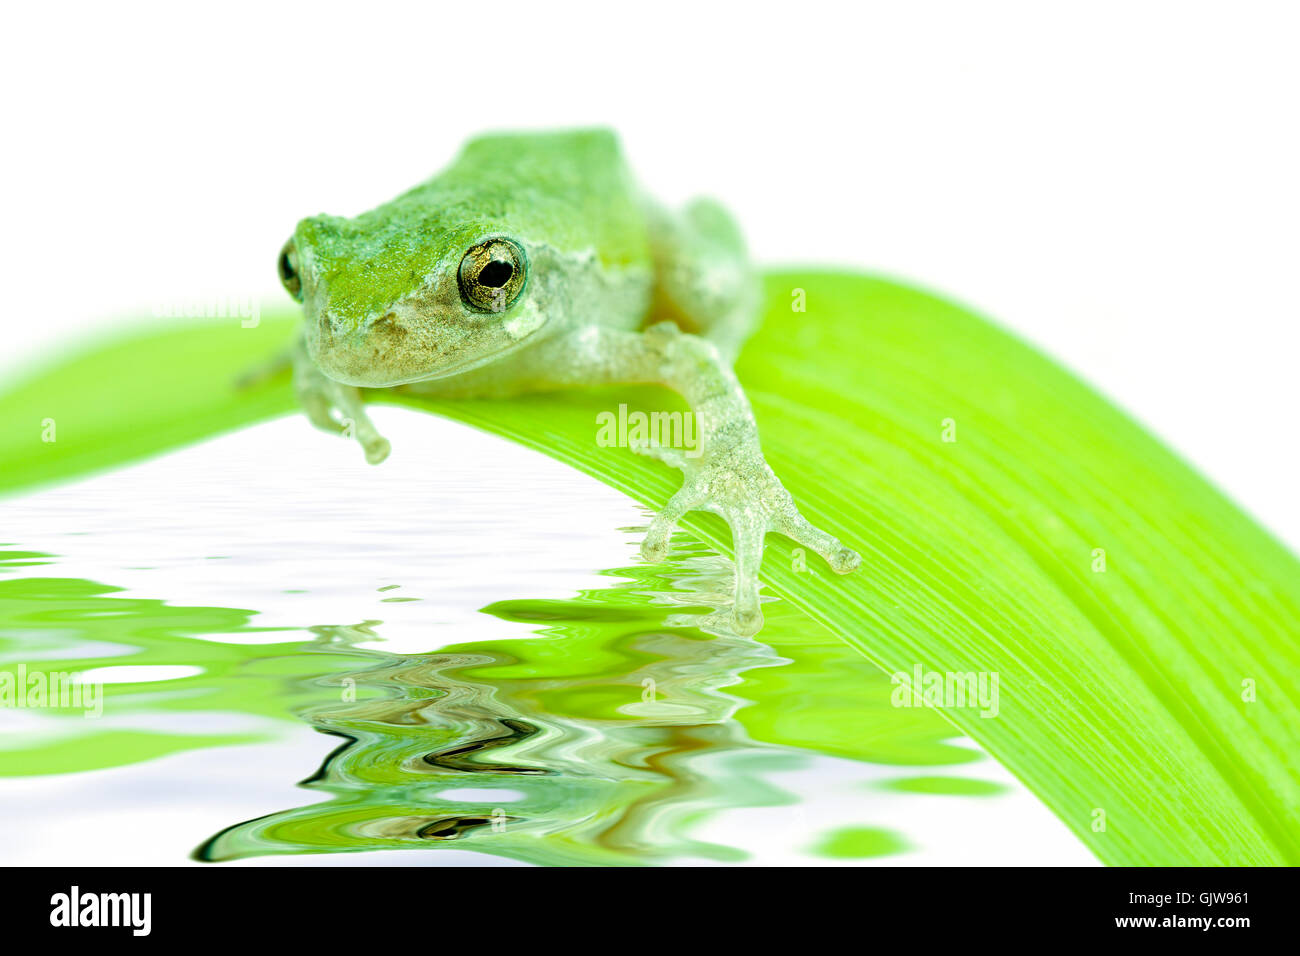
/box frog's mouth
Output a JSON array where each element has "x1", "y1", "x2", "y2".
[
  {"x1": 311, "y1": 314, "x2": 544, "y2": 389},
  {"x1": 403, "y1": 336, "x2": 539, "y2": 384}
]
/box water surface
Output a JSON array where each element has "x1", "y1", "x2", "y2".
[{"x1": 0, "y1": 410, "x2": 1095, "y2": 865}]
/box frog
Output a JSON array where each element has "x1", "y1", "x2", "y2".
[{"x1": 269, "y1": 129, "x2": 859, "y2": 635}]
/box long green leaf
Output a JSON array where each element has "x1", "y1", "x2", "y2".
[{"x1": 2, "y1": 270, "x2": 1296, "y2": 865}]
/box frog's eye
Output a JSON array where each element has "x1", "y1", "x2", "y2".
[
  {"x1": 278, "y1": 240, "x2": 303, "y2": 303},
  {"x1": 457, "y1": 237, "x2": 528, "y2": 313}
]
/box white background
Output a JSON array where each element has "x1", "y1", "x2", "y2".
[{"x1": 3, "y1": 0, "x2": 1298, "y2": 549}]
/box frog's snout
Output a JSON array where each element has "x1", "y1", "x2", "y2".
[
  {"x1": 370, "y1": 311, "x2": 407, "y2": 338},
  {"x1": 308, "y1": 305, "x2": 423, "y2": 388},
  {"x1": 316, "y1": 311, "x2": 338, "y2": 340},
  {"x1": 313, "y1": 306, "x2": 405, "y2": 347}
]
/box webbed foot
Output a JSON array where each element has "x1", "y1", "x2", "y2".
[{"x1": 632, "y1": 438, "x2": 859, "y2": 636}]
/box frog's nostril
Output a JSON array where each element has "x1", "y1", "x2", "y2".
[{"x1": 371, "y1": 311, "x2": 406, "y2": 337}]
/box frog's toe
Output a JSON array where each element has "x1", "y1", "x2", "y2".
[
  {"x1": 729, "y1": 513, "x2": 767, "y2": 635},
  {"x1": 640, "y1": 486, "x2": 702, "y2": 562},
  {"x1": 733, "y1": 604, "x2": 764, "y2": 637},
  {"x1": 299, "y1": 390, "x2": 346, "y2": 436},
  {"x1": 629, "y1": 440, "x2": 690, "y2": 472},
  {"x1": 831, "y1": 546, "x2": 862, "y2": 574},
  {"x1": 342, "y1": 415, "x2": 390, "y2": 465},
  {"x1": 777, "y1": 512, "x2": 861, "y2": 574},
  {"x1": 362, "y1": 435, "x2": 392, "y2": 465}
]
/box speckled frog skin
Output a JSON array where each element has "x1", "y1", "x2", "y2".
[{"x1": 272, "y1": 129, "x2": 859, "y2": 634}]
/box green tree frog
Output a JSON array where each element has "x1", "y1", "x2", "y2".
[{"x1": 272, "y1": 129, "x2": 859, "y2": 634}]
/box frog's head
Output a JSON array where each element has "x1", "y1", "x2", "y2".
[{"x1": 278, "y1": 200, "x2": 549, "y2": 387}]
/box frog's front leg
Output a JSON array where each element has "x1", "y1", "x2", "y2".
[
  {"x1": 531, "y1": 322, "x2": 860, "y2": 635},
  {"x1": 289, "y1": 331, "x2": 391, "y2": 465}
]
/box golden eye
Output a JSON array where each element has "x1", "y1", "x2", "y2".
[
  {"x1": 457, "y1": 237, "x2": 528, "y2": 313},
  {"x1": 278, "y1": 240, "x2": 303, "y2": 302}
]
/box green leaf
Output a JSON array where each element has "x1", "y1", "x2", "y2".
[{"x1": 2, "y1": 270, "x2": 1296, "y2": 865}]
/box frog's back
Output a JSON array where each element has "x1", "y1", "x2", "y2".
[{"x1": 419, "y1": 128, "x2": 649, "y2": 268}]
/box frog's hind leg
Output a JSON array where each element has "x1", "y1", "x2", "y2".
[{"x1": 645, "y1": 198, "x2": 760, "y2": 365}]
